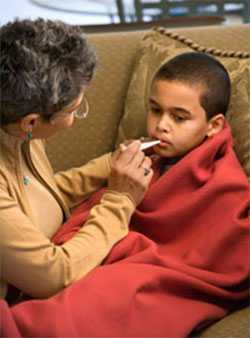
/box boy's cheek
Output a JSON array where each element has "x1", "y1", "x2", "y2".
[{"x1": 146, "y1": 118, "x2": 154, "y2": 136}]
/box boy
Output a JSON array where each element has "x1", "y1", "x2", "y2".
[
  {"x1": 147, "y1": 52, "x2": 229, "y2": 169},
  {"x1": 2, "y1": 53, "x2": 249, "y2": 338}
]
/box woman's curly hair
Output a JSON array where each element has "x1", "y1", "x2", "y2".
[{"x1": 0, "y1": 18, "x2": 97, "y2": 125}]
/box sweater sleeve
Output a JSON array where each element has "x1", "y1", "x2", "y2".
[
  {"x1": 0, "y1": 183, "x2": 134, "y2": 299},
  {"x1": 54, "y1": 153, "x2": 112, "y2": 209}
]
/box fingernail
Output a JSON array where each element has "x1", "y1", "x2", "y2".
[
  {"x1": 130, "y1": 140, "x2": 140, "y2": 147},
  {"x1": 120, "y1": 144, "x2": 127, "y2": 151}
]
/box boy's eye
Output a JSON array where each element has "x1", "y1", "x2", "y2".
[
  {"x1": 150, "y1": 106, "x2": 161, "y2": 114},
  {"x1": 172, "y1": 114, "x2": 186, "y2": 122}
]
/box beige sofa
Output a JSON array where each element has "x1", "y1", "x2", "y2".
[{"x1": 46, "y1": 24, "x2": 250, "y2": 337}]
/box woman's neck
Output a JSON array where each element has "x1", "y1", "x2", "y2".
[{"x1": 2, "y1": 123, "x2": 24, "y2": 139}]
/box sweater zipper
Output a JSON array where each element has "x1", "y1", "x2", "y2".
[{"x1": 21, "y1": 141, "x2": 68, "y2": 221}]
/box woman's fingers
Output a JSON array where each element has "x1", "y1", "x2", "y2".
[
  {"x1": 115, "y1": 140, "x2": 141, "y2": 165},
  {"x1": 140, "y1": 156, "x2": 153, "y2": 176},
  {"x1": 109, "y1": 142, "x2": 153, "y2": 206}
]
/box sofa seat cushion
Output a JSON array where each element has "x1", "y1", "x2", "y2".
[{"x1": 198, "y1": 306, "x2": 250, "y2": 337}]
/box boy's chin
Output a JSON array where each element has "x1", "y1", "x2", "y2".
[
  {"x1": 144, "y1": 144, "x2": 184, "y2": 159},
  {"x1": 153, "y1": 146, "x2": 179, "y2": 158}
]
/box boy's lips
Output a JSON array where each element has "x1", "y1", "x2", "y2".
[
  {"x1": 147, "y1": 137, "x2": 172, "y2": 149},
  {"x1": 158, "y1": 139, "x2": 172, "y2": 147}
]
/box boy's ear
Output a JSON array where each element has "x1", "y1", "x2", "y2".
[{"x1": 206, "y1": 114, "x2": 225, "y2": 138}]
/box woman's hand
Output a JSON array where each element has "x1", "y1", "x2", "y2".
[{"x1": 108, "y1": 140, "x2": 153, "y2": 206}]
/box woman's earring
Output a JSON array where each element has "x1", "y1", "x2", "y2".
[{"x1": 27, "y1": 131, "x2": 33, "y2": 141}]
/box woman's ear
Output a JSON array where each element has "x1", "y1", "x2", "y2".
[
  {"x1": 19, "y1": 114, "x2": 40, "y2": 133},
  {"x1": 206, "y1": 114, "x2": 225, "y2": 138}
]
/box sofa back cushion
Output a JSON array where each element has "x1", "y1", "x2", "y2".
[
  {"x1": 46, "y1": 31, "x2": 145, "y2": 172},
  {"x1": 117, "y1": 26, "x2": 250, "y2": 180}
]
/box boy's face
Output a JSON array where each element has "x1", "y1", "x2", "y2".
[{"x1": 147, "y1": 80, "x2": 212, "y2": 158}]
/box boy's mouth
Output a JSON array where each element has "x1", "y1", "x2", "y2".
[
  {"x1": 140, "y1": 139, "x2": 161, "y2": 151},
  {"x1": 139, "y1": 137, "x2": 172, "y2": 151},
  {"x1": 158, "y1": 139, "x2": 172, "y2": 147}
]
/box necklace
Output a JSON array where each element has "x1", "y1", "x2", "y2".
[{"x1": 23, "y1": 175, "x2": 30, "y2": 186}]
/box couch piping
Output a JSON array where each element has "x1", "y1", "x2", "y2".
[{"x1": 153, "y1": 27, "x2": 250, "y2": 59}]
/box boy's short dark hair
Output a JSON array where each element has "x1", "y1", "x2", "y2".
[
  {"x1": 154, "y1": 52, "x2": 231, "y2": 120},
  {"x1": 0, "y1": 18, "x2": 97, "y2": 125}
]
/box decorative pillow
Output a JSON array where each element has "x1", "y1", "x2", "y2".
[{"x1": 117, "y1": 27, "x2": 250, "y2": 180}]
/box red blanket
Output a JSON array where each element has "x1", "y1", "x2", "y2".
[{"x1": 1, "y1": 124, "x2": 249, "y2": 338}]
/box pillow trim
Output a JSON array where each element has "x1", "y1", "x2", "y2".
[{"x1": 152, "y1": 27, "x2": 250, "y2": 59}]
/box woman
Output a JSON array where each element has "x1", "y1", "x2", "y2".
[{"x1": 0, "y1": 18, "x2": 153, "y2": 303}]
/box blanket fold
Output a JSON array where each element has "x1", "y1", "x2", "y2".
[{"x1": 1, "y1": 124, "x2": 249, "y2": 338}]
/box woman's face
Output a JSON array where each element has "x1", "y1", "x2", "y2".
[{"x1": 26, "y1": 92, "x2": 85, "y2": 139}]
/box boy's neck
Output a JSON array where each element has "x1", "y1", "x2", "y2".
[
  {"x1": 150, "y1": 153, "x2": 183, "y2": 175},
  {"x1": 160, "y1": 156, "x2": 183, "y2": 175}
]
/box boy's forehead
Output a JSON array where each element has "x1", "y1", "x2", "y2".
[
  {"x1": 149, "y1": 79, "x2": 207, "y2": 118},
  {"x1": 150, "y1": 79, "x2": 204, "y2": 98},
  {"x1": 150, "y1": 79, "x2": 206, "y2": 105}
]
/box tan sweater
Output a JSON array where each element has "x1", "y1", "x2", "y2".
[
  {"x1": 0, "y1": 128, "x2": 135, "y2": 299},
  {"x1": 20, "y1": 153, "x2": 64, "y2": 237}
]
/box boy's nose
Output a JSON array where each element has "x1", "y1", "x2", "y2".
[{"x1": 156, "y1": 115, "x2": 171, "y2": 133}]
